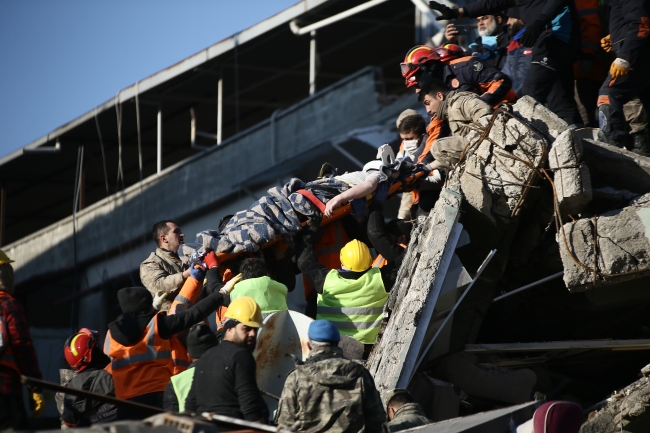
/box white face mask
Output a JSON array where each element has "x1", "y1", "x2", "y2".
[{"x1": 403, "y1": 139, "x2": 420, "y2": 153}]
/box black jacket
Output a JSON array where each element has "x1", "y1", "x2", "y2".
[
  {"x1": 108, "y1": 288, "x2": 224, "y2": 345},
  {"x1": 184, "y1": 341, "x2": 268, "y2": 422},
  {"x1": 607, "y1": 0, "x2": 650, "y2": 67},
  {"x1": 464, "y1": 0, "x2": 569, "y2": 28},
  {"x1": 62, "y1": 368, "x2": 117, "y2": 427},
  {"x1": 441, "y1": 57, "x2": 512, "y2": 106},
  {"x1": 367, "y1": 203, "x2": 405, "y2": 291}
]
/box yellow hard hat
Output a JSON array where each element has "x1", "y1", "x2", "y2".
[
  {"x1": 224, "y1": 296, "x2": 263, "y2": 328},
  {"x1": 340, "y1": 240, "x2": 372, "y2": 272},
  {"x1": 0, "y1": 250, "x2": 14, "y2": 265}
]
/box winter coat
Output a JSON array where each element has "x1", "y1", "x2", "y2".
[
  {"x1": 275, "y1": 345, "x2": 386, "y2": 432},
  {"x1": 439, "y1": 91, "x2": 493, "y2": 137},
  {"x1": 61, "y1": 368, "x2": 117, "y2": 427},
  {"x1": 140, "y1": 247, "x2": 187, "y2": 312},
  {"x1": 387, "y1": 403, "x2": 431, "y2": 432}
]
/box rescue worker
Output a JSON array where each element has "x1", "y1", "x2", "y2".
[
  {"x1": 140, "y1": 220, "x2": 191, "y2": 312},
  {"x1": 597, "y1": 0, "x2": 650, "y2": 155},
  {"x1": 62, "y1": 328, "x2": 117, "y2": 427},
  {"x1": 105, "y1": 265, "x2": 225, "y2": 419},
  {"x1": 229, "y1": 258, "x2": 289, "y2": 317},
  {"x1": 419, "y1": 79, "x2": 494, "y2": 169},
  {"x1": 367, "y1": 198, "x2": 409, "y2": 291},
  {"x1": 395, "y1": 109, "x2": 444, "y2": 217},
  {"x1": 163, "y1": 323, "x2": 217, "y2": 412},
  {"x1": 400, "y1": 44, "x2": 516, "y2": 107},
  {"x1": 297, "y1": 238, "x2": 388, "y2": 347},
  {"x1": 0, "y1": 250, "x2": 44, "y2": 429},
  {"x1": 275, "y1": 320, "x2": 386, "y2": 432},
  {"x1": 184, "y1": 297, "x2": 268, "y2": 423},
  {"x1": 383, "y1": 389, "x2": 431, "y2": 432},
  {"x1": 445, "y1": 13, "x2": 511, "y2": 70},
  {"x1": 430, "y1": 0, "x2": 583, "y2": 126}
]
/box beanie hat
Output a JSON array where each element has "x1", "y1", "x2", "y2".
[
  {"x1": 308, "y1": 320, "x2": 340, "y2": 343},
  {"x1": 117, "y1": 287, "x2": 153, "y2": 314},
  {"x1": 396, "y1": 109, "x2": 420, "y2": 129},
  {"x1": 187, "y1": 323, "x2": 218, "y2": 359}
]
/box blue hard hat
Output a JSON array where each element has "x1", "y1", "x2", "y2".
[{"x1": 308, "y1": 320, "x2": 340, "y2": 343}]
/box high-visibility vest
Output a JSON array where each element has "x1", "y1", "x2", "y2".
[
  {"x1": 372, "y1": 244, "x2": 408, "y2": 269},
  {"x1": 0, "y1": 293, "x2": 19, "y2": 374},
  {"x1": 304, "y1": 221, "x2": 350, "y2": 299},
  {"x1": 317, "y1": 268, "x2": 388, "y2": 345},
  {"x1": 230, "y1": 276, "x2": 288, "y2": 314},
  {"x1": 170, "y1": 366, "x2": 195, "y2": 412},
  {"x1": 104, "y1": 312, "x2": 191, "y2": 400}
]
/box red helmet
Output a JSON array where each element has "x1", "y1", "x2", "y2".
[
  {"x1": 401, "y1": 44, "x2": 464, "y2": 88},
  {"x1": 64, "y1": 328, "x2": 99, "y2": 372}
]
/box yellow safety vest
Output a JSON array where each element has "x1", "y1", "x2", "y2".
[
  {"x1": 317, "y1": 268, "x2": 387, "y2": 344},
  {"x1": 230, "y1": 276, "x2": 289, "y2": 314}
]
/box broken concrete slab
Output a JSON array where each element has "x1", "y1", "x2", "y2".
[
  {"x1": 460, "y1": 111, "x2": 547, "y2": 224},
  {"x1": 580, "y1": 373, "x2": 650, "y2": 433},
  {"x1": 579, "y1": 134, "x2": 650, "y2": 194},
  {"x1": 548, "y1": 130, "x2": 592, "y2": 215},
  {"x1": 513, "y1": 95, "x2": 568, "y2": 140},
  {"x1": 367, "y1": 175, "x2": 465, "y2": 394},
  {"x1": 558, "y1": 192, "x2": 650, "y2": 291}
]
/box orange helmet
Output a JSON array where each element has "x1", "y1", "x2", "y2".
[
  {"x1": 64, "y1": 328, "x2": 99, "y2": 372},
  {"x1": 400, "y1": 44, "x2": 464, "y2": 88}
]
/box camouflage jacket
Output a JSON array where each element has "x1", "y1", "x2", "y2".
[
  {"x1": 275, "y1": 345, "x2": 387, "y2": 433},
  {"x1": 140, "y1": 247, "x2": 187, "y2": 312},
  {"x1": 387, "y1": 403, "x2": 431, "y2": 432}
]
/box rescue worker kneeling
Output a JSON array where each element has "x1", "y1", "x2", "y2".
[
  {"x1": 104, "y1": 266, "x2": 226, "y2": 419},
  {"x1": 298, "y1": 237, "x2": 388, "y2": 347}
]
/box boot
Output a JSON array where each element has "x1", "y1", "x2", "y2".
[
  {"x1": 598, "y1": 104, "x2": 628, "y2": 148},
  {"x1": 631, "y1": 129, "x2": 650, "y2": 157}
]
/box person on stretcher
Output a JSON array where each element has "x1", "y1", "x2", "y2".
[{"x1": 323, "y1": 160, "x2": 389, "y2": 218}]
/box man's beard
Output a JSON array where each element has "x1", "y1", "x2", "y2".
[
  {"x1": 478, "y1": 20, "x2": 498, "y2": 37},
  {"x1": 509, "y1": 21, "x2": 524, "y2": 38},
  {"x1": 233, "y1": 334, "x2": 257, "y2": 352}
]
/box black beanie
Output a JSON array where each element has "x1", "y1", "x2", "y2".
[
  {"x1": 187, "y1": 323, "x2": 218, "y2": 358},
  {"x1": 117, "y1": 287, "x2": 153, "y2": 314}
]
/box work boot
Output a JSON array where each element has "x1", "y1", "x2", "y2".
[
  {"x1": 598, "y1": 104, "x2": 628, "y2": 148},
  {"x1": 631, "y1": 129, "x2": 650, "y2": 157}
]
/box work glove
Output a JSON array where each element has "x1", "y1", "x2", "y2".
[
  {"x1": 429, "y1": 1, "x2": 459, "y2": 20},
  {"x1": 190, "y1": 265, "x2": 206, "y2": 282},
  {"x1": 220, "y1": 273, "x2": 242, "y2": 296},
  {"x1": 520, "y1": 18, "x2": 547, "y2": 47},
  {"x1": 374, "y1": 182, "x2": 389, "y2": 203},
  {"x1": 351, "y1": 198, "x2": 366, "y2": 219},
  {"x1": 204, "y1": 251, "x2": 219, "y2": 269},
  {"x1": 152, "y1": 290, "x2": 167, "y2": 310},
  {"x1": 610, "y1": 58, "x2": 630, "y2": 79},
  {"x1": 601, "y1": 34, "x2": 612, "y2": 53},
  {"x1": 31, "y1": 391, "x2": 44, "y2": 419}
]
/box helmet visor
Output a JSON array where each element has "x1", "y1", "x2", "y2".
[{"x1": 400, "y1": 62, "x2": 417, "y2": 77}]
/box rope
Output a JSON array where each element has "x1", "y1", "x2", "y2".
[
  {"x1": 94, "y1": 109, "x2": 110, "y2": 197},
  {"x1": 114, "y1": 94, "x2": 125, "y2": 191}
]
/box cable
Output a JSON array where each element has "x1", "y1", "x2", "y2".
[
  {"x1": 114, "y1": 94, "x2": 124, "y2": 191},
  {"x1": 94, "y1": 109, "x2": 110, "y2": 197},
  {"x1": 135, "y1": 82, "x2": 147, "y2": 244}
]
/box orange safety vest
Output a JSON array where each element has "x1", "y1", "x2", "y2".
[
  {"x1": 303, "y1": 221, "x2": 350, "y2": 299},
  {"x1": 0, "y1": 293, "x2": 19, "y2": 374},
  {"x1": 371, "y1": 244, "x2": 407, "y2": 269},
  {"x1": 104, "y1": 312, "x2": 190, "y2": 400},
  {"x1": 215, "y1": 268, "x2": 233, "y2": 330}
]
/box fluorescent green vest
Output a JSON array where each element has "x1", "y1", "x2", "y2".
[
  {"x1": 317, "y1": 268, "x2": 387, "y2": 344},
  {"x1": 170, "y1": 366, "x2": 195, "y2": 412},
  {"x1": 230, "y1": 276, "x2": 289, "y2": 314}
]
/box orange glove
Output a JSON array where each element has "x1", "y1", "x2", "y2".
[
  {"x1": 601, "y1": 34, "x2": 612, "y2": 52},
  {"x1": 204, "y1": 251, "x2": 219, "y2": 269},
  {"x1": 610, "y1": 58, "x2": 630, "y2": 79}
]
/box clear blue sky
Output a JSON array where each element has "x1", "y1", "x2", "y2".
[{"x1": 0, "y1": 0, "x2": 298, "y2": 158}]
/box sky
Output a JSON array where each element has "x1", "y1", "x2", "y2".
[{"x1": 0, "y1": 0, "x2": 298, "y2": 158}]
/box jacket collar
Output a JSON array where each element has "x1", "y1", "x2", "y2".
[
  {"x1": 307, "y1": 345, "x2": 344, "y2": 363},
  {"x1": 437, "y1": 90, "x2": 457, "y2": 120}
]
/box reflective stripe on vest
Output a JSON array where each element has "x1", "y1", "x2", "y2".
[
  {"x1": 169, "y1": 277, "x2": 202, "y2": 315},
  {"x1": 317, "y1": 268, "x2": 387, "y2": 345},
  {"x1": 171, "y1": 366, "x2": 195, "y2": 412},
  {"x1": 107, "y1": 313, "x2": 191, "y2": 399}
]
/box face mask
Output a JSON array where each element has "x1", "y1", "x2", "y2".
[{"x1": 403, "y1": 139, "x2": 420, "y2": 153}]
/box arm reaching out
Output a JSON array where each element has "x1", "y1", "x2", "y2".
[{"x1": 324, "y1": 175, "x2": 380, "y2": 217}]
